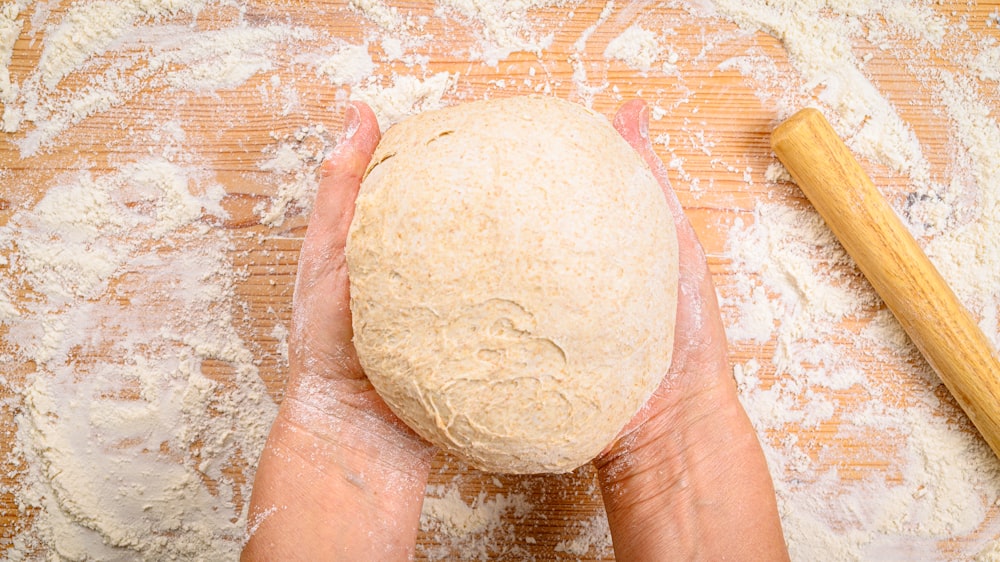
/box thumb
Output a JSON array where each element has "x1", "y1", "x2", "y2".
[
  {"x1": 298, "y1": 101, "x2": 381, "y2": 290},
  {"x1": 612, "y1": 99, "x2": 728, "y2": 378},
  {"x1": 613, "y1": 100, "x2": 687, "y2": 234},
  {"x1": 290, "y1": 101, "x2": 381, "y2": 375}
]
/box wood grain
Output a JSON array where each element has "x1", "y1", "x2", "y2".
[
  {"x1": 772, "y1": 108, "x2": 1000, "y2": 461},
  {"x1": 1, "y1": 1, "x2": 998, "y2": 559}
]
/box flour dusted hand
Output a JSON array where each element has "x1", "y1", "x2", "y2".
[{"x1": 346, "y1": 96, "x2": 679, "y2": 473}]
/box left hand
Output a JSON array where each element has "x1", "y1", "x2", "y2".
[{"x1": 243, "y1": 101, "x2": 435, "y2": 562}]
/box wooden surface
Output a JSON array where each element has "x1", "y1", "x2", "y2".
[
  {"x1": 773, "y1": 108, "x2": 1000, "y2": 463},
  {"x1": 2, "y1": 1, "x2": 999, "y2": 559}
]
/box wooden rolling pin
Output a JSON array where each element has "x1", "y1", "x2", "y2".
[{"x1": 771, "y1": 107, "x2": 1000, "y2": 460}]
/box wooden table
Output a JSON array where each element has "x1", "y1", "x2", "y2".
[{"x1": 2, "y1": 1, "x2": 999, "y2": 559}]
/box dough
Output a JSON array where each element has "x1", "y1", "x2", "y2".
[{"x1": 346, "y1": 96, "x2": 678, "y2": 474}]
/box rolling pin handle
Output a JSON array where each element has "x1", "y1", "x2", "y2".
[{"x1": 772, "y1": 107, "x2": 1000, "y2": 461}]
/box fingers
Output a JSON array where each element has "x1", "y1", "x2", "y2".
[
  {"x1": 300, "y1": 101, "x2": 381, "y2": 288},
  {"x1": 612, "y1": 99, "x2": 728, "y2": 377},
  {"x1": 290, "y1": 102, "x2": 381, "y2": 376},
  {"x1": 613, "y1": 100, "x2": 694, "y2": 250}
]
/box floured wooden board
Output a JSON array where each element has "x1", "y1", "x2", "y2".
[{"x1": 1, "y1": 1, "x2": 999, "y2": 560}]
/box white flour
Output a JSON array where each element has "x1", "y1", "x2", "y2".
[
  {"x1": 726, "y1": 201, "x2": 1000, "y2": 559},
  {"x1": 2, "y1": 0, "x2": 999, "y2": 560},
  {"x1": 923, "y1": 71, "x2": 1000, "y2": 344},
  {"x1": 350, "y1": 71, "x2": 457, "y2": 131},
  {"x1": 702, "y1": 0, "x2": 1000, "y2": 558},
  {"x1": 417, "y1": 474, "x2": 535, "y2": 561},
  {"x1": 7, "y1": 0, "x2": 316, "y2": 156},
  {"x1": 255, "y1": 124, "x2": 332, "y2": 227},
  {"x1": 0, "y1": 0, "x2": 30, "y2": 130},
  {"x1": 554, "y1": 513, "x2": 613, "y2": 557},
  {"x1": 302, "y1": 43, "x2": 375, "y2": 86},
  {"x1": 604, "y1": 25, "x2": 675, "y2": 74},
  {"x1": 37, "y1": 0, "x2": 208, "y2": 88},
  {"x1": 1, "y1": 159, "x2": 276, "y2": 559},
  {"x1": 433, "y1": 0, "x2": 569, "y2": 65}
]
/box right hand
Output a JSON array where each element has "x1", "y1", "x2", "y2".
[{"x1": 593, "y1": 99, "x2": 789, "y2": 562}]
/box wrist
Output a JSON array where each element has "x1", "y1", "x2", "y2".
[
  {"x1": 594, "y1": 371, "x2": 788, "y2": 561},
  {"x1": 243, "y1": 374, "x2": 435, "y2": 561},
  {"x1": 595, "y1": 379, "x2": 747, "y2": 510}
]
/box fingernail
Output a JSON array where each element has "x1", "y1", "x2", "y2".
[
  {"x1": 638, "y1": 104, "x2": 649, "y2": 139},
  {"x1": 343, "y1": 104, "x2": 360, "y2": 140}
]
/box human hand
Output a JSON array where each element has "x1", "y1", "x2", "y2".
[
  {"x1": 593, "y1": 100, "x2": 788, "y2": 561},
  {"x1": 243, "y1": 101, "x2": 435, "y2": 561},
  {"x1": 243, "y1": 97, "x2": 787, "y2": 561}
]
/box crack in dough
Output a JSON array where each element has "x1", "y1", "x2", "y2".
[{"x1": 347, "y1": 96, "x2": 678, "y2": 473}]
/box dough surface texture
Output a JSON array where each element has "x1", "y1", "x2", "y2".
[{"x1": 346, "y1": 96, "x2": 678, "y2": 474}]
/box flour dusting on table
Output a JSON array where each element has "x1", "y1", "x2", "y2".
[
  {"x1": 1, "y1": 0, "x2": 999, "y2": 560},
  {"x1": 1, "y1": 159, "x2": 275, "y2": 558}
]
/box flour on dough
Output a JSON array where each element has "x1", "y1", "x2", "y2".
[{"x1": 346, "y1": 95, "x2": 678, "y2": 474}]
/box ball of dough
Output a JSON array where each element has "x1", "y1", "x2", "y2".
[{"x1": 346, "y1": 96, "x2": 678, "y2": 474}]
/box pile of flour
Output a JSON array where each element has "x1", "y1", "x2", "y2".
[
  {"x1": 1, "y1": 0, "x2": 999, "y2": 560},
  {"x1": 0, "y1": 158, "x2": 276, "y2": 558}
]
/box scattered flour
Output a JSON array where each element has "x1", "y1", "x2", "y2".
[
  {"x1": 566, "y1": 0, "x2": 615, "y2": 103},
  {"x1": 422, "y1": 487, "x2": 531, "y2": 537},
  {"x1": 0, "y1": 158, "x2": 276, "y2": 558},
  {"x1": 704, "y1": 0, "x2": 1000, "y2": 557},
  {"x1": 269, "y1": 321, "x2": 289, "y2": 367},
  {"x1": 967, "y1": 42, "x2": 1000, "y2": 83},
  {"x1": 0, "y1": 0, "x2": 30, "y2": 130},
  {"x1": 709, "y1": 0, "x2": 936, "y2": 190},
  {"x1": 2, "y1": 0, "x2": 999, "y2": 560},
  {"x1": 922, "y1": 71, "x2": 1000, "y2": 346},
  {"x1": 255, "y1": 124, "x2": 332, "y2": 227},
  {"x1": 348, "y1": 0, "x2": 409, "y2": 34},
  {"x1": 419, "y1": 483, "x2": 533, "y2": 560},
  {"x1": 36, "y1": 0, "x2": 207, "y2": 89},
  {"x1": 434, "y1": 0, "x2": 567, "y2": 65},
  {"x1": 603, "y1": 25, "x2": 663, "y2": 73},
  {"x1": 350, "y1": 71, "x2": 457, "y2": 131},
  {"x1": 726, "y1": 201, "x2": 1000, "y2": 559},
  {"x1": 554, "y1": 513, "x2": 613, "y2": 558},
  {"x1": 8, "y1": 0, "x2": 316, "y2": 156},
  {"x1": 303, "y1": 43, "x2": 375, "y2": 86}
]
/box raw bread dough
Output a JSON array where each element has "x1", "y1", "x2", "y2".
[{"x1": 346, "y1": 96, "x2": 678, "y2": 474}]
